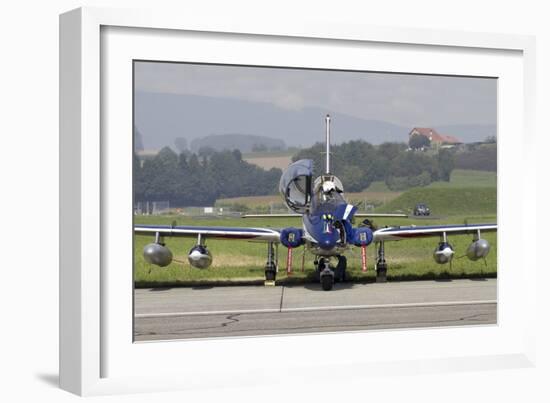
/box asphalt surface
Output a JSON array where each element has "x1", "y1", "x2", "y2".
[{"x1": 134, "y1": 278, "x2": 497, "y2": 341}]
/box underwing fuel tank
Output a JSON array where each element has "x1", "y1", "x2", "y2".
[
  {"x1": 466, "y1": 239, "x2": 491, "y2": 261},
  {"x1": 433, "y1": 241, "x2": 454, "y2": 264},
  {"x1": 143, "y1": 243, "x2": 173, "y2": 267},
  {"x1": 188, "y1": 245, "x2": 213, "y2": 269}
]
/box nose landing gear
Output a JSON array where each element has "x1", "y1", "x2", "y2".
[
  {"x1": 320, "y1": 264, "x2": 334, "y2": 291},
  {"x1": 316, "y1": 255, "x2": 347, "y2": 291}
]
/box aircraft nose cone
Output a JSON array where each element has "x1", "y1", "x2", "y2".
[{"x1": 319, "y1": 234, "x2": 337, "y2": 250}]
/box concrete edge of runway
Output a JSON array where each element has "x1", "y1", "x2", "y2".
[{"x1": 135, "y1": 299, "x2": 497, "y2": 318}]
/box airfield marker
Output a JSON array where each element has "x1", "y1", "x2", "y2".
[{"x1": 361, "y1": 245, "x2": 367, "y2": 272}]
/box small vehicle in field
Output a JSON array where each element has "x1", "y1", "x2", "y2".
[{"x1": 413, "y1": 203, "x2": 430, "y2": 216}]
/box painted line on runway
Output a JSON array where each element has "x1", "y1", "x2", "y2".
[{"x1": 135, "y1": 299, "x2": 497, "y2": 318}]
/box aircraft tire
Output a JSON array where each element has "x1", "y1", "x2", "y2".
[
  {"x1": 376, "y1": 262, "x2": 387, "y2": 283},
  {"x1": 265, "y1": 270, "x2": 276, "y2": 281},
  {"x1": 265, "y1": 262, "x2": 276, "y2": 281},
  {"x1": 314, "y1": 258, "x2": 326, "y2": 282},
  {"x1": 321, "y1": 274, "x2": 334, "y2": 291}
]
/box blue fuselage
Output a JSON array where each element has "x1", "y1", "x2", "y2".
[
  {"x1": 302, "y1": 190, "x2": 356, "y2": 254},
  {"x1": 277, "y1": 174, "x2": 374, "y2": 255}
]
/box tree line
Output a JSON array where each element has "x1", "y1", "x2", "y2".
[
  {"x1": 134, "y1": 147, "x2": 281, "y2": 207},
  {"x1": 293, "y1": 141, "x2": 455, "y2": 192},
  {"x1": 135, "y1": 140, "x2": 460, "y2": 207},
  {"x1": 454, "y1": 144, "x2": 496, "y2": 171}
]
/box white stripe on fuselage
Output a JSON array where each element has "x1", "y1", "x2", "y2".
[
  {"x1": 343, "y1": 203, "x2": 354, "y2": 220},
  {"x1": 302, "y1": 219, "x2": 317, "y2": 243}
]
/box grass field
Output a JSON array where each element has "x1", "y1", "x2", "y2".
[
  {"x1": 217, "y1": 169, "x2": 494, "y2": 212},
  {"x1": 242, "y1": 150, "x2": 295, "y2": 170},
  {"x1": 364, "y1": 169, "x2": 497, "y2": 192},
  {"x1": 375, "y1": 187, "x2": 497, "y2": 216},
  {"x1": 134, "y1": 212, "x2": 497, "y2": 287},
  {"x1": 427, "y1": 169, "x2": 496, "y2": 188},
  {"x1": 242, "y1": 150, "x2": 297, "y2": 159},
  {"x1": 216, "y1": 189, "x2": 402, "y2": 210},
  {"x1": 243, "y1": 155, "x2": 293, "y2": 170}
]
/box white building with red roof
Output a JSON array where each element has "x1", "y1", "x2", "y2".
[{"x1": 409, "y1": 127, "x2": 461, "y2": 148}]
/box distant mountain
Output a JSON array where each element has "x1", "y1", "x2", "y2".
[
  {"x1": 134, "y1": 91, "x2": 495, "y2": 149},
  {"x1": 190, "y1": 134, "x2": 285, "y2": 153}
]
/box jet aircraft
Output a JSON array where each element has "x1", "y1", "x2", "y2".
[{"x1": 135, "y1": 115, "x2": 497, "y2": 290}]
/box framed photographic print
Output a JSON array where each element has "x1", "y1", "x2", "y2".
[
  {"x1": 60, "y1": 7, "x2": 536, "y2": 396},
  {"x1": 131, "y1": 60, "x2": 499, "y2": 343}
]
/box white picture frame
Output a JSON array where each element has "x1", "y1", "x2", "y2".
[{"x1": 59, "y1": 6, "x2": 537, "y2": 396}]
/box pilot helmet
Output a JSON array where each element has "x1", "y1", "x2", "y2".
[{"x1": 322, "y1": 181, "x2": 336, "y2": 194}]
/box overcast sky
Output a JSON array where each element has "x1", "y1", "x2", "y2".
[{"x1": 135, "y1": 61, "x2": 496, "y2": 128}]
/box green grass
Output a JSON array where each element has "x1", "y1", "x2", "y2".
[
  {"x1": 375, "y1": 187, "x2": 496, "y2": 216},
  {"x1": 134, "y1": 213, "x2": 497, "y2": 287},
  {"x1": 363, "y1": 169, "x2": 496, "y2": 192},
  {"x1": 364, "y1": 181, "x2": 392, "y2": 192}
]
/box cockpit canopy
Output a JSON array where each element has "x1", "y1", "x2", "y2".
[
  {"x1": 313, "y1": 175, "x2": 344, "y2": 200},
  {"x1": 279, "y1": 159, "x2": 313, "y2": 213}
]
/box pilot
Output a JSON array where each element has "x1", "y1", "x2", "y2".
[{"x1": 321, "y1": 181, "x2": 336, "y2": 200}]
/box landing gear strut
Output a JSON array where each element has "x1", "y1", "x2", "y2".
[
  {"x1": 375, "y1": 241, "x2": 387, "y2": 283},
  {"x1": 264, "y1": 242, "x2": 277, "y2": 285}
]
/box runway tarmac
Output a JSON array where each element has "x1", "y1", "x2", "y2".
[{"x1": 134, "y1": 278, "x2": 497, "y2": 341}]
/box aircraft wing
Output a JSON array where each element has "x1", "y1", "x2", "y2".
[
  {"x1": 134, "y1": 224, "x2": 281, "y2": 242},
  {"x1": 241, "y1": 213, "x2": 300, "y2": 218},
  {"x1": 242, "y1": 213, "x2": 408, "y2": 218},
  {"x1": 355, "y1": 213, "x2": 408, "y2": 218},
  {"x1": 373, "y1": 223, "x2": 497, "y2": 242}
]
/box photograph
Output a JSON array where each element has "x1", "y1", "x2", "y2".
[{"x1": 132, "y1": 60, "x2": 498, "y2": 342}]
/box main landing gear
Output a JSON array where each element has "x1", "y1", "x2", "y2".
[
  {"x1": 264, "y1": 242, "x2": 277, "y2": 286},
  {"x1": 314, "y1": 255, "x2": 347, "y2": 291},
  {"x1": 375, "y1": 241, "x2": 387, "y2": 283}
]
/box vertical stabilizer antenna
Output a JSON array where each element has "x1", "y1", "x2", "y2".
[{"x1": 325, "y1": 114, "x2": 331, "y2": 174}]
